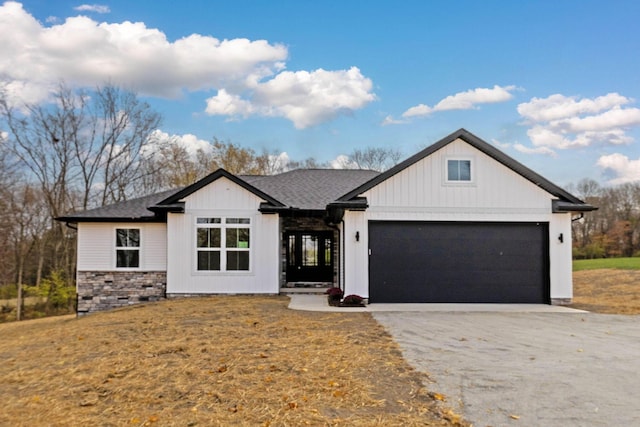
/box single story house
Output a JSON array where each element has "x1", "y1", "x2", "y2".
[{"x1": 58, "y1": 129, "x2": 596, "y2": 314}]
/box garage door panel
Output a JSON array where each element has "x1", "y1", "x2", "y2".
[{"x1": 369, "y1": 221, "x2": 549, "y2": 303}]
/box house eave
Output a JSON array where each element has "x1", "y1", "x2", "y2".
[
  {"x1": 552, "y1": 200, "x2": 599, "y2": 213},
  {"x1": 55, "y1": 215, "x2": 165, "y2": 223}
]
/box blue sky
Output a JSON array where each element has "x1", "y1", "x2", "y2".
[{"x1": 2, "y1": 1, "x2": 640, "y2": 187}]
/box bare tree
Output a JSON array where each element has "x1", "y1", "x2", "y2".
[
  {"x1": 6, "y1": 184, "x2": 49, "y2": 320},
  {"x1": 0, "y1": 83, "x2": 162, "y2": 213},
  {"x1": 349, "y1": 147, "x2": 402, "y2": 171}
]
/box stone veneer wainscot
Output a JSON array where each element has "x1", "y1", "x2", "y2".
[{"x1": 76, "y1": 271, "x2": 166, "y2": 315}]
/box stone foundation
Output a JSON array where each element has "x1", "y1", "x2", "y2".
[
  {"x1": 551, "y1": 298, "x2": 572, "y2": 306},
  {"x1": 76, "y1": 271, "x2": 167, "y2": 315}
]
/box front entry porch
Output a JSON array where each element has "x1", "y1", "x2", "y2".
[{"x1": 279, "y1": 216, "x2": 339, "y2": 293}]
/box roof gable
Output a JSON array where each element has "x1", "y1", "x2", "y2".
[
  {"x1": 338, "y1": 128, "x2": 594, "y2": 210},
  {"x1": 155, "y1": 169, "x2": 285, "y2": 208}
]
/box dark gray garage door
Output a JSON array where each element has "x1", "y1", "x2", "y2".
[{"x1": 368, "y1": 221, "x2": 549, "y2": 303}]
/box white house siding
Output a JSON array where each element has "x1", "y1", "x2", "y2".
[
  {"x1": 166, "y1": 176, "x2": 280, "y2": 295},
  {"x1": 342, "y1": 138, "x2": 574, "y2": 302},
  {"x1": 77, "y1": 222, "x2": 167, "y2": 271}
]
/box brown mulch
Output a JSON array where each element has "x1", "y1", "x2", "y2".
[
  {"x1": 571, "y1": 269, "x2": 640, "y2": 314},
  {"x1": 0, "y1": 296, "x2": 467, "y2": 426}
]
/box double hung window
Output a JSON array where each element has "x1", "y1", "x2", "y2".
[
  {"x1": 196, "y1": 217, "x2": 250, "y2": 272},
  {"x1": 116, "y1": 228, "x2": 140, "y2": 268}
]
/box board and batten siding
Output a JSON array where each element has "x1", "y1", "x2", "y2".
[
  {"x1": 76, "y1": 222, "x2": 167, "y2": 271},
  {"x1": 342, "y1": 138, "x2": 574, "y2": 301},
  {"x1": 166, "y1": 176, "x2": 280, "y2": 294}
]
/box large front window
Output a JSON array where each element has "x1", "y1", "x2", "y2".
[
  {"x1": 196, "y1": 217, "x2": 250, "y2": 271},
  {"x1": 116, "y1": 228, "x2": 140, "y2": 268}
]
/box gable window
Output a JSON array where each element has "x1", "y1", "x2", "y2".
[
  {"x1": 447, "y1": 159, "x2": 472, "y2": 182},
  {"x1": 196, "y1": 217, "x2": 250, "y2": 272},
  {"x1": 116, "y1": 228, "x2": 140, "y2": 268}
]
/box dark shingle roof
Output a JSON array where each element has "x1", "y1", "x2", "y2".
[
  {"x1": 57, "y1": 189, "x2": 180, "y2": 222},
  {"x1": 57, "y1": 169, "x2": 380, "y2": 222},
  {"x1": 243, "y1": 169, "x2": 379, "y2": 210}
]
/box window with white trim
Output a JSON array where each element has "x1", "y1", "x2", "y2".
[
  {"x1": 447, "y1": 159, "x2": 472, "y2": 182},
  {"x1": 115, "y1": 228, "x2": 140, "y2": 268},
  {"x1": 196, "y1": 217, "x2": 250, "y2": 271}
]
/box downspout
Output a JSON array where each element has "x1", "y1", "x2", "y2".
[
  {"x1": 571, "y1": 213, "x2": 584, "y2": 222},
  {"x1": 341, "y1": 219, "x2": 345, "y2": 293}
]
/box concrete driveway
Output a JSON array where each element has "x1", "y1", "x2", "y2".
[{"x1": 373, "y1": 311, "x2": 640, "y2": 427}]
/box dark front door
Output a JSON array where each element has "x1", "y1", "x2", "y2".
[
  {"x1": 286, "y1": 231, "x2": 333, "y2": 282},
  {"x1": 369, "y1": 221, "x2": 550, "y2": 303}
]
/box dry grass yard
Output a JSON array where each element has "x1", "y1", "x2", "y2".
[
  {"x1": 571, "y1": 269, "x2": 640, "y2": 314},
  {"x1": 0, "y1": 295, "x2": 466, "y2": 427}
]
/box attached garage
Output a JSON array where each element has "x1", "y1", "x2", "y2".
[{"x1": 368, "y1": 221, "x2": 550, "y2": 304}]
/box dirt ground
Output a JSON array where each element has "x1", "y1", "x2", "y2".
[
  {"x1": 571, "y1": 269, "x2": 640, "y2": 314},
  {"x1": 0, "y1": 295, "x2": 467, "y2": 426}
]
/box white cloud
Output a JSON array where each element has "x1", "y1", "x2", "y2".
[
  {"x1": 143, "y1": 130, "x2": 212, "y2": 159},
  {"x1": 380, "y1": 115, "x2": 408, "y2": 126},
  {"x1": 0, "y1": 2, "x2": 375, "y2": 128},
  {"x1": 74, "y1": 4, "x2": 110, "y2": 14},
  {"x1": 513, "y1": 143, "x2": 557, "y2": 157},
  {"x1": 596, "y1": 153, "x2": 640, "y2": 184},
  {"x1": 330, "y1": 154, "x2": 357, "y2": 169},
  {"x1": 205, "y1": 67, "x2": 375, "y2": 129},
  {"x1": 402, "y1": 85, "x2": 516, "y2": 118},
  {"x1": 205, "y1": 89, "x2": 255, "y2": 117},
  {"x1": 517, "y1": 93, "x2": 640, "y2": 151},
  {"x1": 517, "y1": 93, "x2": 632, "y2": 122},
  {"x1": 402, "y1": 104, "x2": 432, "y2": 118}
]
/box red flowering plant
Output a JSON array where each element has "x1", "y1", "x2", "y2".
[
  {"x1": 325, "y1": 287, "x2": 344, "y2": 306},
  {"x1": 341, "y1": 294, "x2": 365, "y2": 306},
  {"x1": 325, "y1": 287, "x2": 344, "y2": 297}
]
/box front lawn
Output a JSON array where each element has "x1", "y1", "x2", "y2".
[
  {"x1": 0, "y1": 296, "x2": 466, "y2": 426},
  {"x1": 573, "y1": 257, "x2": 640, "y2": 271}
]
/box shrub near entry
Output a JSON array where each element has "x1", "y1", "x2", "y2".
[{"x1": 326, "y1": 287, "x2": 344, "y2": 306}]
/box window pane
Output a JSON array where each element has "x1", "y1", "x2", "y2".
[
  {"x1": 288, "y1": 235, "x2": 296, "y2": 266},
  {"x1": 197, "y1": 251, "x2": 220, "y2": 270},
  {"x1": 226, "y1": 228, "x2": 249, "y2": 248},
  {"x1": 324, "y1": 238, "x2": 332, "y2": 267},
  {"x1": 302, "y1": 235, "x2": 318, "y2": 266},
  {"x1": 226, "y1": 218, "x2": 250, "y2": 224},
  {"x1": 116, "y1": 228, "x2": 139, "y2": 247},
  {"x1": 197, "y1": 217, "x2": 221, "y2": 224},
  {"x1": 447, "y1": 160, "x2": 459, "y2": 181},
  {"x1": 459, "y1": 160, "x2": 471, "y2": 181},
  {"x1": 116, "y1": 229, "x2": 127, "y2": 247},
  {"x1": 116, "y1": 249, "x2": 139, "y2": 268},
  {"x1": 227, "y1": 251, "x2": 249, "y2": 271},
  {"x1": 197, "y1": 228, "x2": 220, "y2": 248},
  {"x1": 447, "y1": 160, "x2": 471, "y2": 181}
]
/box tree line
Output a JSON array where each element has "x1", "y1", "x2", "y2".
[
  {"x1": 568, "y1": 179, "x2": 640, "y2": 259},
  {"x1": 0, "y1": 84, "x2": 400, "y2": 320}
]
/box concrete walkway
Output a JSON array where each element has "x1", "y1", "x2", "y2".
[{"x1": 287, "y1": 294, "x2": 587, "y2": 313}]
